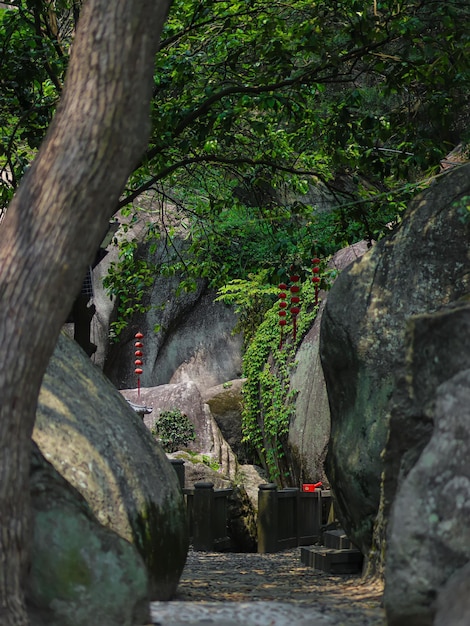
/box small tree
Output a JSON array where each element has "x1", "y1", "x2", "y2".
[{"x1": 152, "y1": 409, "x2": 196, "y2": 453}]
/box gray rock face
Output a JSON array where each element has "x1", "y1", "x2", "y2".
[
  {"x1": 383, "y1": 311, "x2": 470, "y2": 625},
  {"x1": 27, "y1": 443, "x2": 150, "y2": 626},
  {"x1": 373, "y1": 303, "x2": 470, "y2": 570},
  {"x1": 121, "y1": 382, "x2": 239, "y2": 480},
  {"x1": 34, "y1": 333, "x2": 188, "y2": 601},
  {"x1": 288, "y1": 241, "x2": 370, "y2": 485},
  {"x1": 319, "y1": 164, "x2": 470, "y2": 556},
  {"x1": 97, "y1": 217, "x2": 243, "y2": 391},
  {"x1": 202, "y1": 379, "x2": 248, "y2": 462},
  {"x1": 434, "y1": 561, "x2": 470, "y2": 626}
]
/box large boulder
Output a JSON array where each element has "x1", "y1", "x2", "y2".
[
  {"x1": 288, "y1": 242, "x2": 370, "y2": 485},
  {"x1": 383, "y1": 305, "x2": 470, "y2": 625},
  {"x1": 202, "y1": 379, "x2": 248, "y2": 463},
  {"x1": 319, "y1": 163, "x2": 470, "y2": 557},
  {"x1": 95, "y1": 212, "x2": 243, "y2": 391},
  {"x1": 105, "y1": 287, "x2": 243, "y2": 392},
  {"x1": 27, "y1": 443, "x2": 150, "y2": 626},
  {"x1": 34, "y1": 332, "x2": 188, "y2": 601},
  {"x1": 434, "y1": 561, "x2": 470, "y2": 626},
  {"x1": 121, "y1": 382, "x2": 239, "y2": 480}
]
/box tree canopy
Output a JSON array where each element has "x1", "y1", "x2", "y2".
[{"x1": 1, "y1": 0, "x2": 469, "y2": 297}]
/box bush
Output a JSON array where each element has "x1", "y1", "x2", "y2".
[{"x1": 151, "y1": 409, "x2": 196, "y2": 453}]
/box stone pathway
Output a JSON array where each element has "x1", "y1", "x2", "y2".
[{"x1": 150, "y1": 548, "x2": 386, "y2": 625}]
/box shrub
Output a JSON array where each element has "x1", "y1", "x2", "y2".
[{"x1": 151, "y1": 409, "x2": 196, "y2": 453}]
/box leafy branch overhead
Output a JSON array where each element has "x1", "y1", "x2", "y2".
[{"x1": 1, "y1": 0, "x2": 469, "y2": 287}]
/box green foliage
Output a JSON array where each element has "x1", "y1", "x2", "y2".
[
  {"x1": 186, "y1": 450, "x2": 220, "y2": 471},
  {"x1": 3, "y1": 0, "x2": 469, "y2": 333},
  {"x1": 110, "y1": 0, "x2": 470, "y2": 312},
  {"x1": 102, "y1": 236, "x2": 157, "y2": 339},
  {"x1": 451, "y1": 193, "x2": 470, "y2": 224},
  {"x1": 216, "y1": 270, "x2": 278, "y2": 347},
  {"x1": 151, "y1": 409, "x2": 196, "y2": 453},
  {"x1": 241, "y1": 274, "x2": 325, "y2": 484},
  {"x1": 0, "y1": 1, "x2": 72, "y2": 210}
]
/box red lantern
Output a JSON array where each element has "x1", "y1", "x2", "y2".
[{"x1": 134, "y1": 332, "x2": 144, "y2": 399}]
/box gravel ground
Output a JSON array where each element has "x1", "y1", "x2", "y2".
[{"x1": 165, "y1": 548, "x2": 386, "y2": 626}]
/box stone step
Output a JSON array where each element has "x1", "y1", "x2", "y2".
[
  {"x1": 300, "y1": 545, "x2": 363, "y2": 574},
  {"x1": 323, "y1": 528, "x2": 354, "y2": 550}
]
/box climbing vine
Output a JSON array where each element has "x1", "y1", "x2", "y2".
[{"x1": 240, "y1": 267, "x2": 331, "y2": 485}]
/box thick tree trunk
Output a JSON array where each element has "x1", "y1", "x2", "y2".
[{"x1": 0, "y1": 0, "x2": 171, "y2": 623}]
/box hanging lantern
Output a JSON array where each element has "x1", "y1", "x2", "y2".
[
  {"x1": 278, "y1": 283, "x2": 288, "y2": 348},
  {"x1": 134, "y1": 332, "x2": 144, "y2": 399},
  {"x1": 311, "y1": 257, "x2": 321, "y2": 305}
]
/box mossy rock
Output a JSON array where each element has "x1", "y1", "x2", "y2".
[{"x1": 34, "y1": 332, "x2": 188, "y2": 600}]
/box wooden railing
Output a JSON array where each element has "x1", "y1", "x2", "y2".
[
  {"x1": 169, "y1": 459, "x2": 232, "y2": 551},
  {"x1": 257, "y1": 483, "x2": 332, "y2": 553},
  {"x1": 183, "y1": 481, "x2": 233, "y2": 551},
  {"x1": 169, "y1": 459, "x2": 332, "y2": 554}
]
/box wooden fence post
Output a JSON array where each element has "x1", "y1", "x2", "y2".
[
  {"x1": 193, "y1": 481, "x2": 214, "y2": 551},
  {"x1": 257, "y1": 483, "x2": 278, "y2": 553},
  {"x1": 169, "y1": 458, "x2": 185, "y2": 490}
]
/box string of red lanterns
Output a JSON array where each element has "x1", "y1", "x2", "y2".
[
  {"x1": 134, "y1": 331, "x2": 144, "y2": 399},
  {"x1": 277, "y1": 257, "x2": 321, "y2": 348}
]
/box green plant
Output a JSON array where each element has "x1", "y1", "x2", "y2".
[
  {"x1": 201, "y1": 454, "x2": 220, "y2": 471},
  {"x1": 452, "y1": 194, "x2": 470, "y2": 224},
  {"x1": 151, "y1": 409, "x2": 196, "y2": 453},
  {"x1": 186, "y1": 450, "x2": 220, "y2": 471},
  {"x1": 241, "y1": 273, "x2": 324, "y2": 485},
  {"x1": 216, "y1": 270, "x2": 278, "y2": 348}
]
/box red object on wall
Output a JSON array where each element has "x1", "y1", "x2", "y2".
[{"x1": 302, "y1": 481, "x2": 323, "y2": 492}]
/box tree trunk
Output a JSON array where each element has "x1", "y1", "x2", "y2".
[{"x1": 0, "y1": 0, "x2": 171, "y2": 623}]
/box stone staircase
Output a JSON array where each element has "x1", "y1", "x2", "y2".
[{"x1": 300, "y1": 528, "x2": 364, "y2": 574}]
